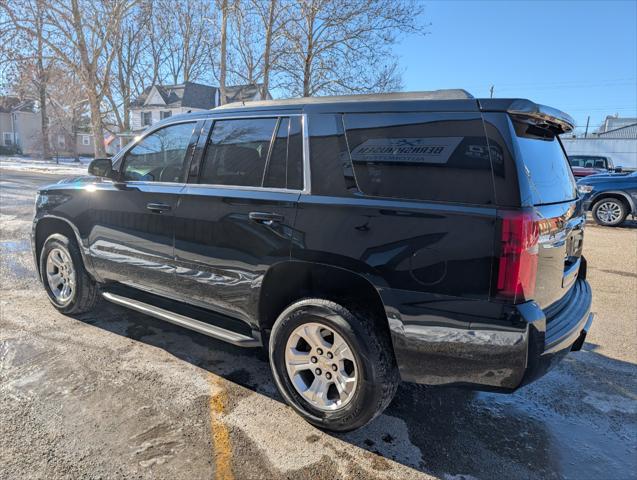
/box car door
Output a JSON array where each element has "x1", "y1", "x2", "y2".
[
  {"x1": 172, "y1": 115, "x2": 304, "y2": 331},
  {"x1": 88, "y1": 120, "x2": 201, "y2": 295}
]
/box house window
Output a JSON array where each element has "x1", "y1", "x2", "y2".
[
  {"x1": 2, "y1": 132, "x2": 13, "y2": 146},
  {"x1": 142, "y1": 111, "x2": 152, "y2": 126},
  {"x1": 160, "y1": 110, "x2": 172, "y2": 120},
  {"x1": 82, "y1": 135, "x2": 91, "y2": 146},
  {"x1": 57, "y1": 135, "x2": 65, "y2": 147}
]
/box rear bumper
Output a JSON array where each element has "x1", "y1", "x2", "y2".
[
  {"x1": 520, "y1": 278, "x2": 593, "y2": 387},
  {"x1": 388, "y1": 277, "x2": 593, "y2": 391}
]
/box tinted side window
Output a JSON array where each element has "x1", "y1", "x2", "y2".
[
  {"x1": 122, "y1": 122, "x2": 195, "y2": 182},
  {"x1": 263, "y1": 118, "x2": 289, "y2": 188},
  {"x1": 343, "y1": 113, "x2": 494, "y2": 204},
  {"x1": 200, "y1": 118, "x2": 277, "y2": 186},
  {"x1": 307, "y1": 114, "x2": 352, "y2": 196},
  {"x1": 263, "y1": 116, "x2": 303, "y2": 189},
  {"x1": 287, "y1": 117, "x2": 303, "y2": 190}
]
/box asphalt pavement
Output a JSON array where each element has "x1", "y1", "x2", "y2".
[{"x1": 1, "y1": 168, "x2": 636, "y2": 480}]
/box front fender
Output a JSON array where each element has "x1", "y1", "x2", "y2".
[{"x1": 32, "y1": 214, "x2": 96, "y2": 279}]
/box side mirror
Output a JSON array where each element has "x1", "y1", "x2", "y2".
[
  {"x1": 614, "y1": 166, "x2": 623, "y2": 173},
  {"x1": 88, "y1": 158, "x2": 115, "y2": 178}
]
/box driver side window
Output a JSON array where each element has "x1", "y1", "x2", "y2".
[{"x1": 122, "y1": 122, "x2": 195, "y2": 182}]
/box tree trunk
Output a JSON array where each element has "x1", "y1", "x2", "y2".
[
  {"x1": 87, "y1": 91, "x2": 106, "y2": 157},
  {"x1": 72, "y1": 107, "x2": 79, "y2": 162},
  {"x1": 261, "y1": 0, "x2": 276, "y2": 100},
  {"x1": 123, "y1": 100, "x2": 130, "y2": 132},
  {"x1": 35, "y1": 0, "x2": 50, "y2": 159},
  {"x1": 302, "y1": 15, "x2": 314, "y2": 97},
  {"x1": 219, "y1": 0, "x2": 228, "y2": 105},
  {"x1": 38, "y1": 83, "x2": 50, "y2": 159}
]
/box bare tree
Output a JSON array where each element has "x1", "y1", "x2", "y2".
[
  {"x1": 32, "y1": 0, "x2": 51, "y2": 158},
  {"x1": 157, "y1": 0, "x2": 211, "y2": 85},
  {"x1": 4, "y1": 0, "x2": 136, "y2": 157},
  {"x1": 1, "y1": 0, "x2": 55, "y2": 158},
  {"x1": 106, "y1": 1, "x2": 152, "y2": 132},
  {"x1": 259, "y1": 0, "x2": 280, "y2": 99},
  {"x1": 280, "y1": 0, "x2": 424, "y2": 97},
  {"x1": 46, "y1": 65, "x2": 88, "y2": 161},
  {"x1": 214, "y1": 0, "x2": 289, "y2": 100},
  {"x1": 227, "y1": 6, "x2": 261, "y2": 85}
]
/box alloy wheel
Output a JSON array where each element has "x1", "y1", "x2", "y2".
[
  {"x1": 45, "y1": 247, "x2": 76, "y2": 304},
  {"x1": 596, "y1": 201, "x2": 622, "y2": 224},
  {"x1": 284, "y1": 322, "x2": 358, "y2": 411}
]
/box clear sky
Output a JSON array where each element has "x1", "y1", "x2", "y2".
[{"x1": 395, "y1": 0, "x2": 637, "y2": 134}]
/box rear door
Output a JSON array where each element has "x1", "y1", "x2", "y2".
[
  {"x1": 172, "y1": 115, "x2": 304, "y2": 330},
  {"x1": 88, "y1": 120, "x2": 200, "y2": 294}
]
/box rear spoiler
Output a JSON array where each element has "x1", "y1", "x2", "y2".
[{"x1": 479, "y1": 99, "x2": 575, "y2": 134}]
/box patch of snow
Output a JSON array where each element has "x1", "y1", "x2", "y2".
[{"x1": 0, "y1": 155, "x2": 91, "y2": 175}]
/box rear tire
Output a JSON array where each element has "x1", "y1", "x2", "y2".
[
  {"x1": 39, "y1": 234, "x2": 99, "y2": 314},
  {"x1": 268, "y1": 298, "x2": 399, "y2": 432},
  {"x1": 592, "y1": 198, "x2": 627, "y2": 226}
]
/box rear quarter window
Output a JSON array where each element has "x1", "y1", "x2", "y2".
[{"x1": 343, "y1": 112, "x2": 495, "y2": 205}]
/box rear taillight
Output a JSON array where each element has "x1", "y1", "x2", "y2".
[{"x1": 495, "y1": 210, "x2": 539, "y2": 303}]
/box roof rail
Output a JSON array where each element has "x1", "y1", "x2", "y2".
[{"x1": 215, "y1": 89, "x2": 474, "y2": 109}]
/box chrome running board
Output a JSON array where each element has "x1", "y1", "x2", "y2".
[{"x1": 102, "y1": 291, "x2": 260, "y2": 347}]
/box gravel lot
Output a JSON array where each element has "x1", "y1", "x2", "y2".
[{"x1": 1, "y1": 168, "x2": 636, "y2": 480}]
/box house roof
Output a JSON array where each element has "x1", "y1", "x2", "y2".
[
  {"x1": 131, "y1": 81, "x2": 218, "y2": 110},
  {"x1": 131, "y1": 81, "x2": 269, "y2": 110},
  {"x1": 222, "y1": 84, "x2": 266, "y2": 104},
  {"x1": 0, "y1": 96, "x2": 35, "y2": 113}
]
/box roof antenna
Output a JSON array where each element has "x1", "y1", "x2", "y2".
[{"x1": 242, "y1": 100, "x2": 245, "y2": 106}]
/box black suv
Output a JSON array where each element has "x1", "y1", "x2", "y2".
[{"x1": 32, "y1": 91, "x2": 593, "y2": 431}]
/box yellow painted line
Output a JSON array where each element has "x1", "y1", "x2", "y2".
[{"x1": 209, "y1": 374, "x2": 235, "y2": 480}]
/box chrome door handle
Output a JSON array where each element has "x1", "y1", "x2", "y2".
[
  {"x1": 146, "y1": 202, "x2": 172, "y2": 213},
  {"x1": 249, "y1": 211, "x2": 284, "y2": 225}
]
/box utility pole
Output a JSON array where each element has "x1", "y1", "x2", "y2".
[
  {"x1": 584, "y1": 115, "x2": 590, "y2": 138},
  {"x1": 489, "y1": 85, "x2": 494, "y2": 98}
]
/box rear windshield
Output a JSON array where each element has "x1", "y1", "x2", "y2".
[
  {"x1": 569, "y1": 156, "x2": 608, "y2": 169},
  {"x1": 514, "y1": 123, "x2": 577, "y2": 205}
]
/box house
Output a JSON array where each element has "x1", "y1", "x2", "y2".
[
  {"x1": 1, "y1": 95, "x2": 98, "y2": 157},
  {"x1": 597, "y1": 121, "x2": 637, "y2": 139},
  {"x1": 597, "y1": 115, "x2": 637, "y2": 135},
  {"x1": 0, "y1": 97, "x2": 41, "y2": 155},
  {"x1": 562, "y1": 114, "x2": 637, "y2": 170},
  {"x1": 222, "y1": 83, "x2": 269, "y2": 105},
  {"x1": 130, "y1": 81, "x2": 269, "y2": 131}
]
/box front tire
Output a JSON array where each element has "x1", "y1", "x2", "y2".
[
  {"x1": 39, "y1": 234, "x2": 99, "y2": 314},
  {"x1": 268, "y1": 298, "x2": 399, "y2": 432},
  {"x1": 592, "y1": 198, "x2": 627, "y2": 226}
]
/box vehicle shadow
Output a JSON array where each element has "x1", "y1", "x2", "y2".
[{"x1": 76, "y1": 303, "x2": 637, "y2": 480}]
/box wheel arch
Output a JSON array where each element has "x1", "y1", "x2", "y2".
[
  {"x1": 258, "y1": 261, "x2": 394, "y2": 349},
  {"x1": 591, "y1": 190, "x2": 635, "y2": 214},
  {"x1": 33, "y1": 216, "x2": 90, "y2": 277}
]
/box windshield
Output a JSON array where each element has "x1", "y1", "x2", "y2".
[{"x1": 569, "y1": 156, "x2": 608, "y2": 169}]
